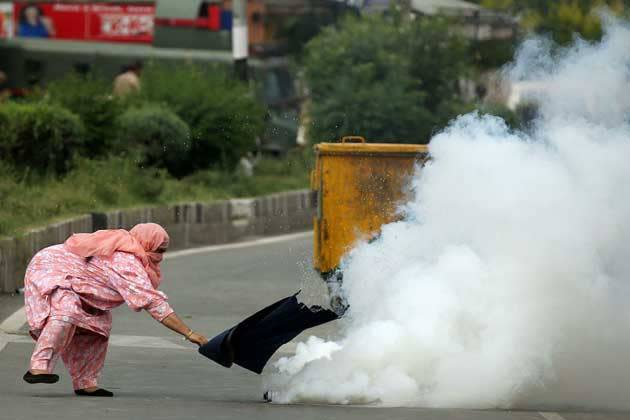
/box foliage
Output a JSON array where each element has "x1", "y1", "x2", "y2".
[
  {"x1": 0, "y1": 63, "x2": 307, "y2": 237},
  {"x1": 0, "y1": 102, "x2": 84, "y2": 174},
  {"x1": 475, "y1": 38, "x2": 517, "y2": 69},
  {"x1": 275, "y1": 5, "x2": 349, "y2": 60},
  {"x1": 68, "y1": 156, "x2": 168, "y2": 205},
  {"x1": 45, "y1": 73, "x2": 125, "y2": 158},
  {"x1": 139, "y1": 63, "x2": 266, "y2": 171},
  {"x1": 27, "y1": 65, "x2": 265, "y2": 173},
  {"x1": 114, "y1": 104, "x2": 191, "y2": 177},
  {"x1": 0, "y1": 153, "x2": 311, "y2": 237},
  {"x1": 406, "y1": 17, "x2": 471, "y2": 125},
  {"x1": 179, "y1": 159, "x2": 310, "y2": 198},
  {"x1": 477, "y1": 102, "x2": 521, "y2": 129},
  {"x1": 303, "y1": 14, "x2": 471, "y2": 144},
  {"x1": 0, "y1": 157, "x2": 165, "y2": 236},
  {"x1": 478, "y1": 0, "x2": 626, "y2": 44}
]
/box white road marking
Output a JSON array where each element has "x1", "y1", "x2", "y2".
[
  {"x1": 0, "y1": 331, "x2": 300, "y2": 355},
  {"x1": 1, "y1": 333, "x2": 30, "y2": 344},
  {"x1": 539, "y1": 412, "x2": 567, "y2": 420},
  {"x1": 0, "y1": 334, "x2": 8, "y2": 354},
  {"x1": 109, "y1": 334, "x2": 188, "y2": 350},
  {"x1": 0, "y1": 231, "x2": 313, "y2": 353},
  {"x1": 0, "y1": 333, "x2": 191, "y2": 350},
  {"x1": 0, "y1": 306, "x2": 26, "y2": 334},
  {"x1": 164, "y1": 231, "x2": 312, "y2": 259}
]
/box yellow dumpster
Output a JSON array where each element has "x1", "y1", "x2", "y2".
[{"x1": 311, "y1": 136, "x2": 429, "y2": 277}]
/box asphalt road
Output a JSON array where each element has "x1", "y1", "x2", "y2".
[{"x1": 0, "y1": 233, "x2": 627, "y2": 420}]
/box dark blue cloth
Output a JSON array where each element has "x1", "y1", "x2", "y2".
[
  {"x1": 220, "y1": 10, "x2": 232, "y2": 30},
  {"x1": 18, "y1": 22, "x2": 49, "y2": 38},
  {"x1": 199, "y1": 292, "x2": 338, "y2": 374}
]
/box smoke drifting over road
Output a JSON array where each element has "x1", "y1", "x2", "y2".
[{"x1": 268, "y1": 19, "x2": 630, "y2": 409}]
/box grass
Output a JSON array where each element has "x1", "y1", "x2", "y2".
[{"x1": 0, "y1": 150, "x2": 312, "y2": 238}]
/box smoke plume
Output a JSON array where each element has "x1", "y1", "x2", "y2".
[{"x1": 268, "y1": 19, "x2": 630, "y2": 409}]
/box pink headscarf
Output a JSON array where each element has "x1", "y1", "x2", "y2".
[{"x1": 64, "y1": 223, "x2": 169, "y2": 289}]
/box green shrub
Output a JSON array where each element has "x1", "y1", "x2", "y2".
[
  {"x1": 140, "y1": 63, "x2": 266, "y2": 171},
  {"x1": 46, "y1": 73, "x2": 125, "y2": 158},
  {"x1": 0, "y1": 102, "x2": 84, "y2": 174},
  {"x1": 253, "y1": 148, "x2": 313, "y2": 177},
  {"x1": 0, "y1": 151, "x2": 312, "y2": 237},
  {"x1": 0, "y1": 163, "x2": 19, "y2": 234},
  {"x1": 0, "y1": 156, "x2": 167, "y2": 237},
  {"x1": 179, "y1": 150, "x2": 311, "y2": 197},
  {"x1": 114, "y1": 104, "x2": 191, "y2": 177},
  {"x1": 69, "y1": 156, "x2": 166, "y2": 204},
  {"x1": 179, "y1": 166, "x2": 309, "y2": 198}
]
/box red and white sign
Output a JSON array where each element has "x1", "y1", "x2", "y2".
[
  {"x1": 87, "y1": 4, "x2": 154, "y2": 42},
  {"x1": 0, "y1": 2, "x2": 13, "y2": 39},
  {"x1": 13, "y1": 2, "x2": 155, "y2": 43}
]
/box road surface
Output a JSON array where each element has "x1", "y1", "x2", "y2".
[{"x1": 0, "y1": 233, "x2": 626, "y2": 420}]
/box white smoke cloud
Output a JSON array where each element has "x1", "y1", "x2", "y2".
[{"x1": 266, "y1": 19, "x2": 630, "y2": 409}]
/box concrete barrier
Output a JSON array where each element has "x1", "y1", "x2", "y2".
[
  {"x1": 0, "y1": 190, "x2": 315, "y2": 294},
  {"x1": 0, "y1": 215, "x2": 93, "y2": 294}
]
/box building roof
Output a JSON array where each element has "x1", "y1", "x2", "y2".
[
  {"x1": 358, "y1": 0, "x2": 481, "y2": 16},
  {"x1": 357, "y1": 0, "x2": 514, "y2": 26},
  {"x1": 410, "y1": 0, "x2": 480, "y2": 16}
]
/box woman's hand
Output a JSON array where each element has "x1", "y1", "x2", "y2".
[
  {"x1": 187, "y1": 332, "x2": 208, "y2": 346},
  {"x1": 160, "y1": 312, "x2": 208, "y2": 346}
]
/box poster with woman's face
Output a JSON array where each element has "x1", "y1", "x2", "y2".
[
  {"x1": 13, "y1": 2, "x2": 155, "y2": 43},
  {"x1": 16, "y1": 3, "x2": 54, "y2": 37}
]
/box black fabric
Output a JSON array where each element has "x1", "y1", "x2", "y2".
[{"x1": 199, "y1": 292, "x2": 339, "y2": 374}]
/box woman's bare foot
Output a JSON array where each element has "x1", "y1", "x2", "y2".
[{"x1": 30, "y1": 369, "x2": 48, "y2": 375}]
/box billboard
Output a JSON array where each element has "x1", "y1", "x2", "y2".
[
  {"x1": 0, "y1": 2, "x2": 13, "y2": 38},
  {"x1": 13, "y1": 2, "x2": 155, "y2": 43}
]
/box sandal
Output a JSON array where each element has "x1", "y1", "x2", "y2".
[
  {"x1": 23, "y1": 371, "x2": 59, "y2": 384},
  {"x1": 74, "y1": 388, "x2": 114, "y2": 397}
]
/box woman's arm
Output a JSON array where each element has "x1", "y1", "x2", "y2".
[
  {"x1": 161, "y1": 312, "x2": 208, "y2": 346},
  {"x1": 110, "y1": 255, "x2": 207, "y2": 345}
]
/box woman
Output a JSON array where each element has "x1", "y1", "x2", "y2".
[
  {"x1": 22, "y1": 223, "x2": 207, "y2": 397},
  {"x1": 17, "y1": 4, "x2": 55, "y2": 38}
]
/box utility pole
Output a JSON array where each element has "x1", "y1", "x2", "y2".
[
  {"x1": 232, "y1": 0, "x2": 248, "y2": 81},
  {"x1": 400, "y1": 0, "x2": 412, "y2": 20}
]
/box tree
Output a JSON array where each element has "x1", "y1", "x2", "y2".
[
  {"x1": 303, "y1": 14, "x2": 471, "y2": 144},
  {"x1": 478, "y1": 0, "x2": 625, "y2": 44},
  {"x1": 275, "y1": 4, "x2": 351, "y2": 60}
]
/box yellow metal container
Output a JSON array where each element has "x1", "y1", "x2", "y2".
[{"x1": 312, "y1": 136, "x2": 429, "y2": 275}]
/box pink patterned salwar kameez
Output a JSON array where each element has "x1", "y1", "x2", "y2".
[{"x1": 24, "y1": 244, "x2": 174, "y2": 390}]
